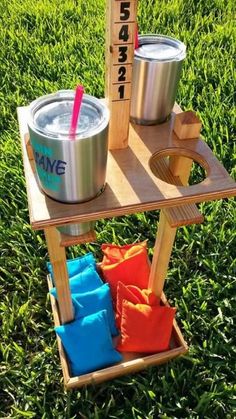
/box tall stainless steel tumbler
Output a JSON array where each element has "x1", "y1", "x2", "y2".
[
  {"x1": 28, "y1": 90, "x2": 110, "y2": 235},
  {"x1": 130, "y1": 35, "x2": 186, "y2": 125}
]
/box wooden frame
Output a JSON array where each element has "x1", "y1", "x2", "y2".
[
  {"x1": 17, "y1": 99, "x2": 236, "y2": 389},
  {"x1": 16, "y1": 1, "x2": 236, "y2": 389}
]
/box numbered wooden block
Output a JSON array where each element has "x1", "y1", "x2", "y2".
[
  {"x1": 112, "y1": 22, "x2": 135, "y2": 45},
  {"x1": 112, "y1": 44, "x2": 134, "y2": 65},
  {"x1": 111, "y1": 63, "x2": 133, "y2": 84},
  {"x1": 111, "y1": 82, "x2": 132, "y2": 101},
  {"x1": 113, "y1": 1, "x2": 137, "y2": 23}
]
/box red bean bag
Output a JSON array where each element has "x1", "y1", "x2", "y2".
[
  {"x1": 116, "y1": 281, "x2": 160, "y2": 329},
  {"x1": 116, "y1": 300, "x2": 176, "y2": 353},
  {"x1": 100, "y1": 241, "x2": 150, "y2": 301}
]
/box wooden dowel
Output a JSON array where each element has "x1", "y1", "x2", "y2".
[
  {"x1": 44, "y1": 227, "x2": 74, "y2": 324},
  {"x1": 148, "y1": 212, "x2": 177, "y2": 297},
  {"x1": 47, "y1": 276, "x2": 71, "y2": 384},
  {"x1": 149, "y1": 111, "x2": 202, "y2": 297},
  {"x1": 169, "y1": 155, "x2": 193, "y2": 185},
  {"x1": 148, "y1": 157, "x2": 191, "y2": 296}
]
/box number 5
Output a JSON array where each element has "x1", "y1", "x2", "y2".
[{"x1": 120, "y1": 2, "x2": 130, "y2": 21}]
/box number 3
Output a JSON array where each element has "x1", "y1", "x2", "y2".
[{"x1": 118, "y1": 46, "x2": 128, "y2": 63}]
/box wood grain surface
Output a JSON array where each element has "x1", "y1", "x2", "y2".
[{"x1": 17, "y1": 105, "x2": 236, "y2": 231}]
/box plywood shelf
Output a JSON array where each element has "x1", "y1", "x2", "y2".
[
  {"x1": 47, "y1": 275, "x2": 188, "y2": 389},
  {"x1": 59, "y1": 230, "x2": 97, "y2": 247},
  {"x1": 17, "y1": 104, "x2": 236, "y2": 231},
  {"x1": 22, "y1": 124, "x2": 204, "y2": 229}
]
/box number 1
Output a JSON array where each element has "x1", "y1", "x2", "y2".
[{"x1": 118, "y1": 85, "x2": 125, "y2": 99}]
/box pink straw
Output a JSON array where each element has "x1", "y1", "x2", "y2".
[
  {"x1": 134, "y1": 23, "x2": 139, "y2": 49},
  {"x1": 69, "y1": 85, "x2": 84, "y2": 140}
]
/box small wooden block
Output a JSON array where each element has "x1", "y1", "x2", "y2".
[
  {"x1": 60, "y1": 230, "x2": 97, "y2": 247},
  {"x1": 112, "y1": 22, "x2": 135, "y2": 45},
  {"x1": 111, "y1": 44, "x2": 134, "y2": 65},
  {"x1": 113, "y1": 1, "x2": 137, "y2": 23},
  {"x1": 111, "y1": 82, "x2": 132, "y2": 101},
  {"x1": 174, "y1": 111, "x2": 202, "y2": 140},
  {"x1": 111, "y1": 63, "x2": 133, "y2": 84},
  {"x1": 24, "y1": 133, "x2": 34, "y2": 161},
  {"x1": 164, "y1": 205, "x2": 204, "y2": 228}
]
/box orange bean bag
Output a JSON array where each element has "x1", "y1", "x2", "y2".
[
  {"x1": 116, "y1": 281, "x2": 160, "y2": 329},
  {"x1": 100, "y1": 241, "x2": 150, "y2": 301},
  {"x1": 116, "y1": 300, "x2": 176, "y2": 353}
]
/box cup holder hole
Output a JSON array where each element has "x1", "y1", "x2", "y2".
[{"x1": 149, "y1": 149, "x2": 209, "y2": 187}]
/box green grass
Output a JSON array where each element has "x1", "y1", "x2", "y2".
[{"x1": 0, "y1": 0, "x2": 235, "y2": 417}]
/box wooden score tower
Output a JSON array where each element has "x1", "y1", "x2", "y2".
[{"x1": 105, "y1": 0, "x2": 137, "y2": 149}]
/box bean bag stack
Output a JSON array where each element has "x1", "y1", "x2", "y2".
[
  {"x1": 47, "y1": 253, "x2": 122, "y2": 377},
  {"x1": 47, "y1": 242, "x2": 176, "y2": 376},
  {"x1": 100, "y1": 243, "x2": 176, "y2": 354}
]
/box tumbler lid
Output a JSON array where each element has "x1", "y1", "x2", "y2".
[
  {"x1": 135, "y1": 35, "x2": 186, "y2": 62},
  {"x1": 29, "y1": 91, "x2": 109, "y2": 140}
]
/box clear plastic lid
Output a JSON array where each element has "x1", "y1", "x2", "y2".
[
  {"x1": 29, "y1": 91, "x2": 109, "y2": 139},
  {"x1": 135, "y1": 35, "x2": 186, "y2": 62}
]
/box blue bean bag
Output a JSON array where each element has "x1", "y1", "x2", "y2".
[
  {"x1": 55, "y1": 310, "x2": 122, "y2": 376},
  {"x1": 47, "y1": 253, "x2": 96, "y2": 281},
  {"x1": 72, "y1": 283, "x2": 118, "y2": 336},
  {"x1": 50, "y1": 264, "x2": 103, "y2": 298}
]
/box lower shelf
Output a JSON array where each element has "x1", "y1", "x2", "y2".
[{"x1": 47, "y1": 276, "x2": 188, "y2": 389}]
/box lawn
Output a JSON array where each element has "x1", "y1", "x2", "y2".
[{"x1": 0, "y1": 0, "x2": 235, "y2": 418}]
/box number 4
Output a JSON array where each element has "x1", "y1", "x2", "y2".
[{"x1": 119, "y1": 25, "x2": 129, "y2": 42}]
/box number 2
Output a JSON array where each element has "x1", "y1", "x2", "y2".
[{"x1": 118, "y1": 66, "x2": 126, "y2": 82}]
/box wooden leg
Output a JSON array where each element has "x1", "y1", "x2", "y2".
[
  {"x1": 149, "y1": 156, "x2": 192, "y2": 296},
  {"x1": 149, "y1": 129, "x2": 200, "y2": 295},
  {"x1": 148, "y1": 211, "x2": 177, "y2": 297},
  {"x1": 169, "y1": 156, "x2": 193, "y2": 185},
  {"x1": 44, "y1": 227, "x2": 74, "y2": 324}
]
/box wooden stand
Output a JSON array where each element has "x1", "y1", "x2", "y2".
[
  {"x1": 17, "y1": 3, "x2": 236, "y2": 390},
  {"x1": 17, "y1": 104, "x2": 236, "y2": 388}
]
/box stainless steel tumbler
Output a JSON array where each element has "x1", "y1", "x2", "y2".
[
  {"x1": 28, "y1": 90, "x2": 110, "y2": 235},
  {"x1": 130, "y1": 35, "x2": 186, "y2": 125}
]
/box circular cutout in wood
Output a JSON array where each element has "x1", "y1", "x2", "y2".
[{"x1": 149, "y1": 148, "x2": 209, "y2": 186}]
